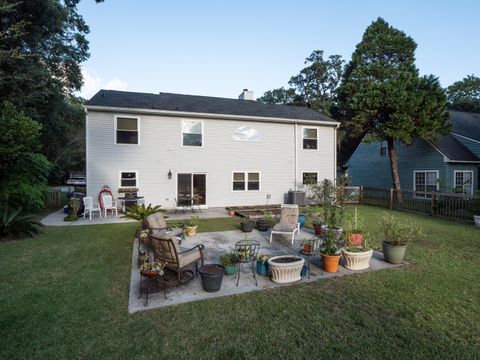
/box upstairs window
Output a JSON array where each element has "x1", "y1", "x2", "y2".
[
  {"x1": 182, "y1": 120, "x2": 203, "y2": 146},
  {"x1": 120, "y1": 171, "x2": 137, "y2": 187},
  {"x1": 302, "y1": 172, "x2": 318, "y2": 185},
  {"x1": 233, "y1": 172, "x2": 260, "y2": 191},
  {"x1": 303, "y1": 128, "x2": 318, "y2": 149},
  {"x1": 454, "y1": 171, "x2": 473, "y2": 195},
  {"x1": 116, "y1": 117, "x2": 139, "y2": 144}
]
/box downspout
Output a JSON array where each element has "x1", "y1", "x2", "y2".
[{"x1": 294, "y1": 123, "x2": 298, "y2": 190}]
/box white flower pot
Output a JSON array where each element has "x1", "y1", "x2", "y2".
[
  {"x1": 267, "y1": 256, "x2": 305, "y2": 284},
  {"x1": 342, "y1": 249, "x2": 373, "y2": 271},
  {"x1": 474, "y1": 215, "x2": 480, "y2": 227}
]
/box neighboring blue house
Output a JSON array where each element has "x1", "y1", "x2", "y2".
[{"x1": 346, "y1": 111, "x2": 480, "y2": 195}]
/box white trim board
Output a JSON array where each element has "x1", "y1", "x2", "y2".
[{"x1": 114, "y1": 115, "x2": 141, "y2": 146}]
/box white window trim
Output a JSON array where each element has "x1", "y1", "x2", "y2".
[
  {"x1": 181, "y1": 120, "x2": 204, "y2": 148},
  {"x1": 114, "y1": 115, "x2": 141, "y2": 146},
  {"x1": 453, "y1": 170, "x2": 474, "y2": 196},
  {"x1": 119, "y1": 170, "x2": 138, "y2": 189},
  {"x1": 301, "y1": 171, "x2": 319, "y2": 186},
  {"x1": 413, "y1": 170, "x2": 439, "y2": 192},
  {"x1": 232, "y1": 171, "x2": 261, "y2": 192},
  {"x1": 301, "y1": 125, "x2": 319, "y2": 150}
]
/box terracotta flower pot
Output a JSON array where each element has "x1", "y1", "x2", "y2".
[
  {"x1": 321, "y1": 253, "x2": 340, "y2": 273},
  {"x1": 303, "y1": 243, "x2": 313, "y2": 254},
  {"x1": 228, "y1": 210, "x2": 236, "y2": 216},
  {"x1": 313, "y1": 224, "x2": 323, "y2": 235},
  {"x1": 185, "y1": 225, "x2": 198, "y2": 237},
  {"x1": 348, "y1": 233, "x2": 364, "y2": 246}
]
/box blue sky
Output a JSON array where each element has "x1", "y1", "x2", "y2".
[{"x1": 78, "y1": 0, "x2": 480, "y2": 100}]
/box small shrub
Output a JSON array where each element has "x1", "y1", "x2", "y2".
[
  {"x1": 0, "y1": 205, "x2": 43, "y2": 239},
  {"x1": 121, "y1": 203, "x2": 164, "y2": 227},
  {"x1": 381, "y1": 212, "x2": 422, "y2": 246}
]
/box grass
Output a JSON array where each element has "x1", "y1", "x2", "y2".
[{"x1": 1, "y1": 206, "x2": 479, "y2": 359}]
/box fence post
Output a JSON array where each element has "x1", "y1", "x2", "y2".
[
  {"x1": 430, "y1": 192, "x2": 436, "y2": 216},
  {"x1": 390, "y1": 188, "x2": 394, "y2": 210},
  {"x1": 359, "y1": 186, "x2": 363, "y2": 205}
]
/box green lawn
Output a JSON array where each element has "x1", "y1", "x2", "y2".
[{"x1": 1, "y1": 206, "x2": 479, "y2": 359}]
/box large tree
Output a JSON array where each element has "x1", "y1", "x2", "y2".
[
  {"x1": 338, "y1": 18, "x2": 450, "y2": 191},
  {"x1": 258, "y1": 50, "x2": 344, "y2": 116},
  {"x1": 0, "y1": 0, "x2": 90, "y2": 182},
  {"x1": 446, "y1": 75, "x2": 480, "y2": 112}
]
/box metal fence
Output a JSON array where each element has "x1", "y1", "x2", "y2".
[{"x1": 361, "y1": 186, "x2": 480, "y2": 222}]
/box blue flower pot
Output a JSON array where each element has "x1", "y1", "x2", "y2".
[
  {"x1": 256, "y1": 262, "x2": 268, "y2": 276},
  {"x1": 298, "y1": 215, "x2": 306, "y2": 228},
  {"x1": 301, "y1": 265, "x2": 308, "y2": 277}
]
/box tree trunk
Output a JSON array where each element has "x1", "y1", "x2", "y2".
[{"x1": 387, "y1": 137, "x2": 402, "y2": 203}]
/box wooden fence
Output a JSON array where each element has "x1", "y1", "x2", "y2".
[{"x1": 360, "y1": 186, "x2": 480, "y2": 222}]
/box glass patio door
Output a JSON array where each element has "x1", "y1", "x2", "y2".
[{"x1": 177, "y1": 173, "x2": 206, "y2": 206}]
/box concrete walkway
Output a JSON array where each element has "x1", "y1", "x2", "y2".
[
  {"x1": 41, "y1": 207, "x2": 230, "y2": 226},
  {"x1": 128, "y1": 228, "x2": 402, "y2": 313}
]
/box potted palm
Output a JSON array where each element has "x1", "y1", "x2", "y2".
[
  {"x1": 121, "y1": 203, "x2": 164, "y2": 229},
  {"x1": 320, "y1": 229, "x2": 342, "y2": 273},
  {"x1": 381, "y1": 212, "x2": 421, "y2": 264},
  {"x1": 342, "y1": 230, "x2": 373, "y2": 270},
  {"x1": 220, "y1": 252, "x2": 240, "y2": 275}
]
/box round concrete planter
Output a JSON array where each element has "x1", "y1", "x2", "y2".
[
  {"x1": 268, "y1": 256, "x2": 305, "y2": 284},
  {"x1": 382, "y1": 241, "x2": 406, "y2": 264},
  {"x1": 342, "y1": 249, "x2": 373, "y2": 270}
]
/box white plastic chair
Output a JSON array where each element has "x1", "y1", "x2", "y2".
[
  {"x1": 269, "y1": 204, "x2": 300, "y2": 245},
  {"x1": 83, "y1": 197, "x2": 102, "y2": 220},
  {"x1": 102, "y1": 194, "x2": 118, "y2": 217}
]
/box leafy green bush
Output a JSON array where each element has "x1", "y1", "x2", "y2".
[
  {"x1": 0, "y1": 205, "x2": 43, "y2": 239},
  {"x1": 381, "y1": 212, "x2": 422, "y2": 246}
]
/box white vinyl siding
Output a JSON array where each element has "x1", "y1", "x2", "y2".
[
  {"x1": 454, "y1": 170, "x2": 473, "y2": 195},
  {"x1": 86, "y1": 111, "x2": 336, "y2": 207}
]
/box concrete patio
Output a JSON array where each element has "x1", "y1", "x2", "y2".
[
  {"x1": 128, "y1": 228, "x2": 402, "y2": 313},
  {"x1": 41, "y1": 207, "x2": 230, "y2": 226}
]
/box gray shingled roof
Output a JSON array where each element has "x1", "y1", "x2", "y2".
[
  {"x1": 85, "y1": 89, "x2": 333, "y2": 122},
  {"x1": 434, "y1": 134, "x2": 479, "y2": 162},
  {"x1": 450, "y1": 110, "x2": 480, "y2": 142}
]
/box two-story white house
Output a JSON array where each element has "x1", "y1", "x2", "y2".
[{"x1": 84, "y1": 89, "x2": 339, "y2": 209}]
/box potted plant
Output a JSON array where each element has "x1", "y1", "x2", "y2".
[
  {"x1": 240, "y1": 217, "x2": 255, "y2": 232},
  {"x1": 268, "y1": 255, "x2": 305, "y2": 283},
  {"x1": 256, "y1": 254, "x2": 270, "y2": 276},
  {"x1": 309, "y1": 212, "x2": 323, "y2": 235},
  {"x1": 342, "y1": 230, "x2": 373, "y2": 270},
  {"x1": 226, "y1": 207, "x2": 236, "y2": 216},
  {"x1": 345, "y1": 207, "x2": 364, "y2": 246},
  {"x1": 301, "y1": 238, "x2": 315, "y2": 254},
  {"x1": 198, "y1": 264, "x2": 225, "y2": 292},
  {"x1": 256, "y1": 213, "x2": 270, "y2": 232},
  {"x1": 64, "y1": 197, "x2": 80, "y2": 222},
  {"x1": 320, "y1": 229, "x2": 342, "y2": 273},
  {"x1": 322, "y1": 205, "x2": 344, "y2": 242},
  {"x1": 381, "y1": 212, "x2": 421, "y2": 264},
  {"x1": 122, "y1": 203, "x2": 164, "y2": 229},
  {"x1": 220, "y1": 252, "x2": 239, "y2": 275},
  {"x1": 184, "y1": 215, "x2": 199, "y2": 236}
]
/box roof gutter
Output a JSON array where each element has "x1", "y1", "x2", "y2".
[{"x1": 84, "y1": 105, "x2": 340, "y2": 127}]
